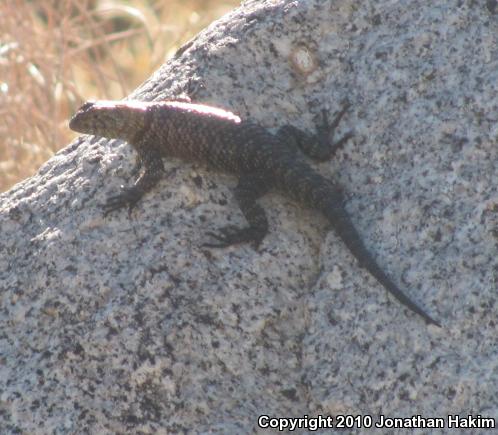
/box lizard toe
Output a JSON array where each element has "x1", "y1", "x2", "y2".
[
  {"x1": 203, "y1": 225, "x2": 264, "y2": 248},
  {"x1": 103, "y1": 187, "x2": 141, "y2": 216}
]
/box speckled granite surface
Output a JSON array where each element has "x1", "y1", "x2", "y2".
[{"x1": 2, "y1": 0, "x2": 498, "y2": 433}]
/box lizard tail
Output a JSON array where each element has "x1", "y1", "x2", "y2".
[{"x1": 319, "y1": 193, "x2": 441, "y2": 327}]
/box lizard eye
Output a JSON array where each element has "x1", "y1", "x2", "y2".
[{"x1": 79, "y1": 101, "x2": 96, "y2": 112}]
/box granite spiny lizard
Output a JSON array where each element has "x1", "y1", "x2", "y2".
[{"x1": 69, "y1": 99, "x2": 440, "y2": 327}]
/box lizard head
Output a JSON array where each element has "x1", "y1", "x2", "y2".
[{"x1": 69, "y1": 100, "x2": 148, "y2": 142}]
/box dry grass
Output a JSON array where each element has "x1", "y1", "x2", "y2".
[{"x1": 0, "y1": 0, "x2": 238, "y2": 192}]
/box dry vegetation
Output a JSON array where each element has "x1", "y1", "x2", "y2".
[{"x1": 0, "y1": 0, "x2": 238, "y2": 192}]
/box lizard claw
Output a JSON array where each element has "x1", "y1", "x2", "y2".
[
  {"x1": 320, "y1": 101, "x2": 351, "y2": 133},
  {"x1": 202, "y1": 225, "x2": 264, "y2": 249},
  {"x1": 103, "y1": 186, "x2": 141, "y2": 217},
  {"x1": 314, "y1": 102, "x2": 354, "y2": 156}
]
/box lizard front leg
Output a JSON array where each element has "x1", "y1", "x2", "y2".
[
  {"x1": 204, "y1": 173, "x2": 270, "y2": 249},
  {"x1": 104, "y1": 146, "x2": 164, "y2": 216}
]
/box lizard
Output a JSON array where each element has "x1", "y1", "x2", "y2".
[{"x1": 69, "y1": 99, "x2": 440, "y2": 327}]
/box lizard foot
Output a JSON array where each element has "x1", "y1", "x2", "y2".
[
  {"x1": 318, "y1": 102, "x2": 354, "y2": 152},
  {"x1": 203, "y1": 225, "x2": 265, "y2": 249},
  {"x1": 103, "y1": 186, "x2": 142, "y2": 217}
]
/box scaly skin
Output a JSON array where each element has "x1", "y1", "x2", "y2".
[{"x1": 69, "y1": 99, "x2": 440, "y2": 327}]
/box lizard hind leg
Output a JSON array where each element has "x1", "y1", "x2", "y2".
[
  {"x1": 277, "y1": 101, "x2": 353, "y2": 162},
  {"x1": 203, "y1": 174, "x2": 270, "y2": 249}
]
